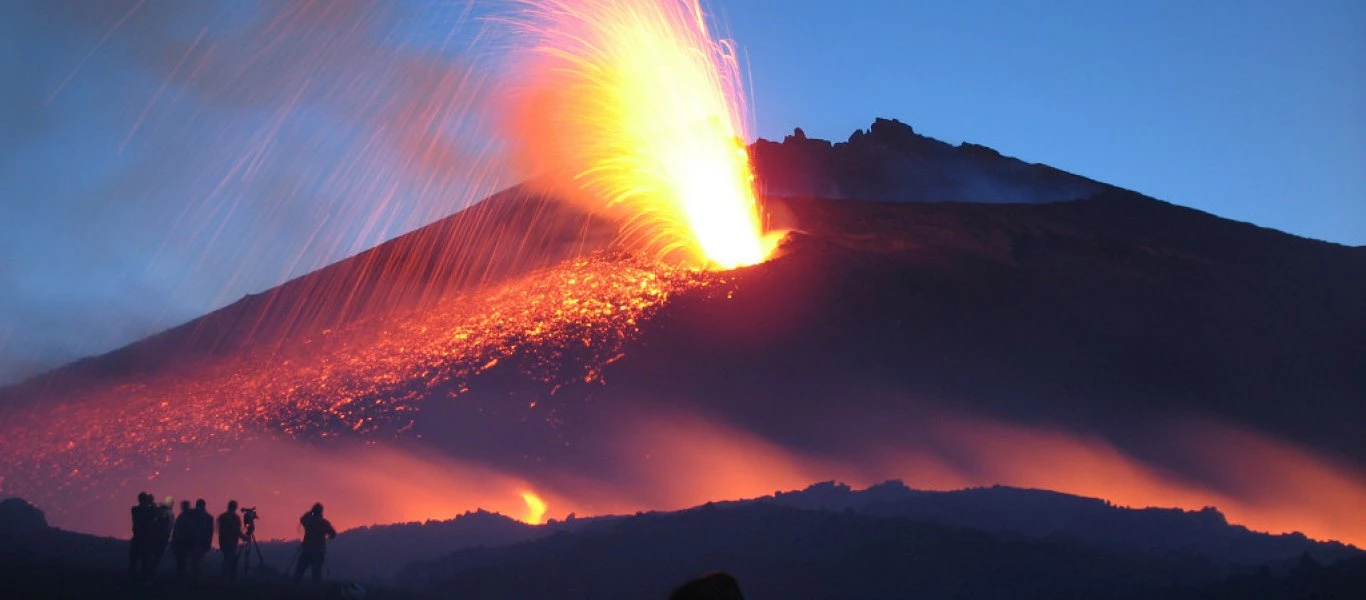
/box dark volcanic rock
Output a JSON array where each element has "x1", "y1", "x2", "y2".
[
  {"x1": 0, "y1": 498, "x2": 47, "y2": 532},
  {"x1": 762, "y1": 481, "x2": 1360, "y2": 565},
  {"x1": 397, "y1": 502, "x2": 1227, "y2": 600},
  {"x1": 321, "y1": 509, "x2": 547, "y2": 583},
  {"x1": 751, "y1": 117, "x2": 1106, "y2": 203}
]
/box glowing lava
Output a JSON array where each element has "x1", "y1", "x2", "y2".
[
  {"x1": 520, "y1": 491, "x2": 549, "y2": 525},
  {"x1": 0, "y1": 254, "x2": 723, "y2": 518},
  {"x1": 507, "y1": 0, "x2": 777, "y2": 269}
]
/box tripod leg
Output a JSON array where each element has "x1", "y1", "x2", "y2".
[
  {"x1": 286, "y1": 544, "x2": 301, "y2": 580},
  {"x1": 239, "y1": 533, "x2": 259, "y2": 577}
]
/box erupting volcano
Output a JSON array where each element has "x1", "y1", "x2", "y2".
[
  {"x1": 0, "y1": 0, "x2": 788, "y2": 537},
  {"x1": 2, "y1": 1, "x2": 1364, "y2": 587}
]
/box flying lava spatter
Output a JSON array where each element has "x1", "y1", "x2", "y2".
[
  {"x1": 505, "y1": 0, "x2": 780, "y2": 269},
  {"x1": 0, "y1": 0, "x2": 779, "y2": 538}
]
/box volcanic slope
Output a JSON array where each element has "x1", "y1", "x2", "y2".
[
  {"x1": 4, "y1": 186, "x2": 617, "y2": 396},
  {"x1": 1, "y1": 121, "x2": 1363, "y2": 547}
]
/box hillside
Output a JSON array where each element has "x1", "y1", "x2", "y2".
[
  {"x1": 7, "y1": 489, "x2": 1363, "y2": 599},
  {"x1": 398, "y1": 501, "x2": 1365, "y2": 600},
  {"x1": 0, "y1": 120, "x2": 1362, "y2": 549}
]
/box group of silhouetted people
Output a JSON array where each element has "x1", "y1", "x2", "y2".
[
  {"x1": 127, "y1": 492, "x2": 173, "y2": 582},
  {"x1": 128, "y1": 492, "x2": 737, "y2": 596},
  {"x1": 128, "y1": 493, "x2": 336, "y2": 587}
]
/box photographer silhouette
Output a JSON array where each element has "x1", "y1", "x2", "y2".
[
  {"x1": 293, "y1": 503, "x2": 337, "y2": 585},
  {"x1": 217, "y1": 501, "x2": 243, "y2": 583}
]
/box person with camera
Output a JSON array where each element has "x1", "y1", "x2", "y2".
[
  {"x1": 217, "y1": 500, "x2": 244, "y2": 583},
  {"x1": 293, "y1": 502, "x2": 337, "y2": 585}
]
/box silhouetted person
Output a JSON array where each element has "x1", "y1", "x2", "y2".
[
  {"x1": 217, "y1": 500, "x2": 243, "y2": 583},
  {"x1": 171, "y1": 500, "x2": 195, "y2": 586},
  {"x1": 293, "y1": 502, "x2": 337, "y2": 585},
  {"x1": 670, "y1": 572, "x2": 744, "y2": 600},
  {"x1": 192, "y1": 499, "x2": 214, "y2": 576},
  {"x1": 128, "y1": 492, "x2": 157, "y2": 580},
  {"x1": 149, "y1": 498, "x2": 173, "y2": 575}
]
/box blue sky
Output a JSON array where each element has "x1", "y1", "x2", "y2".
[
  {"x1": 722, "y1": 0, "x2": 1365, "y2": 244},
  {"x1": 1, "y1": 0, "x2": 1363, "y2": 384}
]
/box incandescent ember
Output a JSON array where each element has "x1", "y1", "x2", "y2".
[{"x1": 0, "y1": 252, "x2": 726, "y2": 504}]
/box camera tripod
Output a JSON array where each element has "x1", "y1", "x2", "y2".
[{"x1": 239, "y1": 524, "x2": 266, "y2": 576}]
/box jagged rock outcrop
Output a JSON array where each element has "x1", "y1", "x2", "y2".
[
  {"x1": 751, "y1": 117, "x2": 1105, "y2": 203},
  {"x1": 0, "y1": 498, "x2": 48, "y2": 532}
]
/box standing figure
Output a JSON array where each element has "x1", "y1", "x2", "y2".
[
  {"x1": 293, "y1": 503, "x2": 337, "y2": 585},
  {"x1": 149, "y1": 498, "x2": 173, "y2": 575},
  {"x1": 171, "y1": 500, "x2": 194, "y2": 586},
  {"x1": 217, "y1": 500, "x2": 244, "y2": 583},
  {"x1": 191, "y1": 499, "x2": 214, "y2": 582},
  {"x1": 128, "y1": 492, "x2": 156, "y2": 580}
]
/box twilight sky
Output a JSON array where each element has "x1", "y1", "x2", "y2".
[{"x1": 1, "y1": 0, "x2": 1363, "y2": 385}]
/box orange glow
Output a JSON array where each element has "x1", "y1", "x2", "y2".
[
  {"x1": 513, "y1": 407, "x2": 1366, "y2": 549},
  {"x1": 6, "y1": 358, "x2": 1366, "y2": 548},
  {"x1": 520, "y1": 491, "x2": 549, "y2": 525},
  {"x1": 0, "y1": 255, "x2": 725, "y2": 537},
  {"x1": 131, "y1": 441, "x2": 552, "y2": 541},
  {"x1": 506, "y1": 0, "x2": 777, "y2": 269},
  {"x1": 0, "y1": 252, "x2": 1359, "y2": 546},
  {"x1": 864, "y1": 414, "x2": 1366, "y2": 547}
]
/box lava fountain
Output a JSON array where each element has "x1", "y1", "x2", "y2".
[
  {"x1": 504, "y1": 0, "x2": 779, "y2": 269},
  {"x1": 520, "y1": 491, "x2": 549, "y2": 525}
]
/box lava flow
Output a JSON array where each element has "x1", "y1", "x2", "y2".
[
  {"x1": 505, "y1": 0, "x2": 780, "y2": 269},
  {"x1": 0, "y1": 0, "x2": 782, "y2": 539},
  {"x1": 0, "y1": 254, "x2": 726, "y2": 535}
]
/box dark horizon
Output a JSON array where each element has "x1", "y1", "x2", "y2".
[{"x1": 3, "y1": 0, "x2": 1363, "y2": 387}]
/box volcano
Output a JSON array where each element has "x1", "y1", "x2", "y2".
[{"x1": 1, "y1": 119, "x2": 1363, "y2": 549}]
